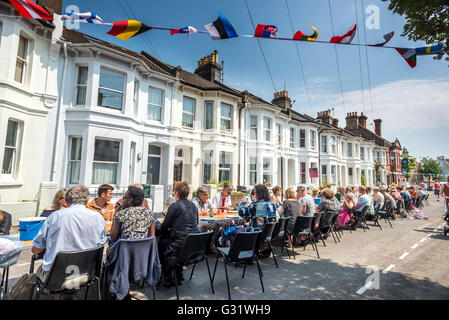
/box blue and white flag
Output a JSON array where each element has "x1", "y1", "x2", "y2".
[
  {"x1": 61, "y1": 12, "x2": 105, "y2": 24},
  {"x1": 204, "y1": 13, "x2": 238, "y2": 40}
]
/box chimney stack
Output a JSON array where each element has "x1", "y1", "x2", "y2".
[
  {"x1": 37, "y1": 0, "x2": 63, "y2": 14},
  {"x1": 374, "y1": 119, "x2": 382, "y2": 136},
  {"x1": 345, "y1": 112, "x2": 359, "y2": 131},
  {"x1": 194, "y1": 50, "x2": 223, "y2": 82},
  {"x1": 316, "y1": 109, "x2": 333, "y2": 125},
  {"x1": 358, "y1": 112, "x2": 368, "y2": 128},
  {"x1": 332, "y1": 118, "x2": 339, "y2": 127},
  {"x1": 271, "y1": 90, "x2": 292, "y2": 110}
]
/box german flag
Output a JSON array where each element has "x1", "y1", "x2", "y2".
[{"x1": 107, "y1": 20, "x2": 151, "y2": 40}]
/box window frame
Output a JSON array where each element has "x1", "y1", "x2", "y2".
[
  {"x1": 347, "y1": 143, "x2": 353, "y2": 158},
  {"x1": 204, "y1": 101, "x2": 214, "y2": 130},
  {"x1": 1, "y1": 119, "x2": 22, "y2": 179},
  {"x1": 263, "y1": 158, "x2": 272, "y2": 185},
  {"x1": 249, "y1": 115, "x2": 258, "y2": 140},
  {"x1": 147, "y1": 144, "x2": 162, "y2": 185},
  {"x1": 220, "y1": 103, "x2": 233, "y2": 133},
  {"x1": 263, "y1": 117, "x2": 272, "y2": 142},
  {"x1": 91, "y1": 138, "x2": 121, "y2": 185},
  {"x1": 75, "y1": 65, "x2": 88, "y2": 105},
  {"x1": 68, "y1": 136, "x2": 83, "y2": 185},
  {"x1": 97, "y1": 67, "x2": 126, "y2": 111},
  {"x1": 330, "y1": 135, "x2": 336, "y2": 155},
  {"x1": 299, "y1": 129, "x2": 306, "y2": 148},
  {"x1": 290, "y1": 127, "x2": 295, "y2": 148},
  {"x1": 219, "y1": 151, "x2": 232, "y2": 183},
  {"x1": 182, "y1": 96, "x2": 196, "y2": 129},
  {"x1": 147, "y1": 86, "x2": 164, "y2": 122},
  {"x1": 276, "y1": 123, "x2": 282, "y2": 145},
  {"x1": 249, "y1": 156, "x2": 257, "y2": 185},
  {"x1": 310, "y1": 130, "x2": 316, "y2": 150},
  {"x1": 321, "y1": 135, "x2": 327, "y2": 154},
  {"x1": 14, "y1": 35, "x2": 29, "y2": 84}
]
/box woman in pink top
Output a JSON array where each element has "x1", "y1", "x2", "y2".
[{"x1": 338, "y1": 194, "x2": 354, "y2": 227}]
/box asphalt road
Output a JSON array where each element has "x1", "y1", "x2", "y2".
[{"x1": 3, "y1": 195, "x2": 449, "y2": 300}]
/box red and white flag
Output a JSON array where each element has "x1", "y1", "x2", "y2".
[
  {"x1": 8, "y1": 0, "x2": 53, "y2": 20},
  {"x1": 330, "y1": 24, "x2": 356, "y2": 44}
]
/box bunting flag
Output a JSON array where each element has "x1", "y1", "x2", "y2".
[
  {"x1": 292, "y1": 25, "x2": 318, "y2": 41},
  {"x1": 330, "y1": 24, "x2": 357, "y2": 44},
  {"x1": 60, "y1": 11, "x2": 104, "y2": 24},
  {"x1": 170, "y1": 26, "x2": 198, "y2": 36},
  {"x1": 8, "y1": 0, "x2": 53, "y2": 20},
  {"x1": 415, "y1": 44, "x2": 444, "y2": 55},
  {"x1": 107, "y1": 20, "x2": 151, "y2": 40},
  {"x1": 205, "y1": 13, "x2": 238, "y2": 40},
  {"x1": 369, "y1": 31, "x2": 394, "y2": 47},
  {"x1": 254, "y1": 24, "x2": 278, "y2": 38},
  {"x1": 395, "y1": 48, "x2": 417, "y2": 68}
]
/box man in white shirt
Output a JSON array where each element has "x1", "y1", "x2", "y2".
[{"x1": 211, "y1": 183, "x2": 233, "y2": 213}]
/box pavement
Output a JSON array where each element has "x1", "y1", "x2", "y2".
[{"x1": 2, "y1": 196, "x2": 449, "y2": 300}]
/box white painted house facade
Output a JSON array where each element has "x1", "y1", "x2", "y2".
[{"x1": 0, "y1": 1, "x2": 61, "y2": 223}]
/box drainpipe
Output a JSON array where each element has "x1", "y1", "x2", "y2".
[
  {"x1": 238, "y1": 97, "x2": 249, "y2": 189},
  {"x1": 50, "y1": 41, "x2": 68, "y2": 183},
  {"x1": 318, "y1": 127, "x2": 323, "y2": 187}
]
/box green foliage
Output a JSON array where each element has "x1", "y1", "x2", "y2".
[
  {"x1": 382, "y1": 0, "x2": 448, "y2": 65},
  {"x1": 361, "y1": 174, "x2": 367, "y2": 187},
  {"x1": 421, "y1": 157, "x2": 442, "y2": 175},
  {"x1": 218, "y1": 180, "x2": 231, "y2": 188},
  {"x1": 192, "y1": 191, "x2": 197, "y2": 198},
  {"x1": 206, "y1": 178, "x2": 218, "y2": 185}
]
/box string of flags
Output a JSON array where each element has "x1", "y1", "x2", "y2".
[{"x1": 4, "y1": 0, "x2": 445, "y2": 69}]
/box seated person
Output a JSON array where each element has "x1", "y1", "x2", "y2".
[
  {"x1": 86, "y1": 184, "x2": 115, "y2": 221},
  {"x1": 311, "y1": 188, "x2": 320, "y2": 199},
  {"x1": 114, "y1": 184, "x2": 150, "y2": 213},
  {"x1": 245, "y1": 188, "x2": 256, "y2": 203},
  {"x1": 365, "y1": 187, "x2": 375, "y2": 219},
  {"x1": 409, "y1": 186, "x2": 419, "y2": 200},
  {"x1": 349, "y1": 186, "x2": 371, "y2": 229},
  {"x1": 192, "y1": 187, "x2": 221, "y2": 253},
  {"x1": 398, "y1": 186, "x2": 411, "y2": 204},
  {"x1": 338, "y1": 194, "x2": 354, "y2": 227},
  {"x1": 335, "y1": 187, "x2": 346, "y2": 202},
  {"x1": 283, "y1": 188, "x2": 302, "y2": 248},
  {"x1": 212, "y1": 183, "x2": 233, "y2": 214},
  {"x1": 315, "y1": 188, "x2": 340, "y2": 237},
  {"x1": 157, "y1": 181, "x2": 200, "y2": 287},
  {"x1": 31, "y1": 186, "x2": 106, "y2": 283},
  {"x1": 372, "y1": 187, "x2": 385, "y2": 210},
  {"x1": 383, "y1": 189, "x2": 397, "y2": 219},
  {"x1": 110, "y1": 186, "x2": 156, "y2": 243},
  {"x1": 238, "y1": 184, "x2": 276, "y2": 229},
  {"x1": 40, "y1": 188, "x2": 68, "y2": 217},
  {"x1": 0, "y1": 209, "x2": 12, "y2": 236},
  {"x1": 271, "y1": 186, "x2": 283, "y2": 217},
  {"x1": 296, "y1": 185, "x2": 317, "y2": 243}
]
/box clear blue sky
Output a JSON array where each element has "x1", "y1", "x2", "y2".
[{"x1": 62, "y1": 0, "x2": 449, "y2": 160}]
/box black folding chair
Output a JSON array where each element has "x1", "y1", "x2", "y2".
[
  {"x1": 255, "y1": 222, "x2": 278, "y2": 268},
  {"x1": 350, "y1": 206, "x2": 370, "y2": 232},
  {"x1": 378, "y1": 201, "x2": 393, "y2": 228},
  {"x1": 30, "y1": 246, "x2": 104, "y2": 300},
  {"x1": 212, "y1": 231, "x2": 263, "y2": 300},
  {"x1": 318, "y1": 209, "x2": 340, "y2": 246},
  {"x1": 287, "y1": 216, "x2": 320, "y2": 259},
  {"x1": 172, "y1": 231, "x2": 214, "y2": 300}
]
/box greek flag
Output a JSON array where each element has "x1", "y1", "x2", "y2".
[{"x1": 61, "y1": 12, "x2": 105, "y2": 24}]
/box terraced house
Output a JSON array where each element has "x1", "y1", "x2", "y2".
[{"x1": 0, "y1": 0, "x2": 410, "y2": 221}]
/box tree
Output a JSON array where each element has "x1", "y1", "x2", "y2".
[
  {"x1": 361, "y1": 173, "x2": 367, "y2": 187},
  {"x1": 420, "y1": 157, "x2": 442, "y2": 183},
  {"x1": 382, "y1": 0, "x2": 448, "y2": 65}
]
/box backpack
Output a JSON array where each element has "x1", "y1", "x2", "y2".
[{"x1": 8, "y1": 273, "x2": 36, "y2": 300}]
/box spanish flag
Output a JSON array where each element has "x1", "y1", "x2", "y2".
[{"x1": 107, "y1": 20, "x2": 151, "y2": 40}]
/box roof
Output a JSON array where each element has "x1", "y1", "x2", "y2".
[
  {"x1": 62, "y1": 28, "x2": 173, "y2": 77},
  {"x1": 354, "y1": 125, "x2": 391, "y2": 148}
]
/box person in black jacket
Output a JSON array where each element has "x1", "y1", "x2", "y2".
[
  {"x1": 0, "y1": 210, "x2": 12, "y2": 235},
  {"x1": 157, "y1": 181, "x2": 199, "y2": 287}
]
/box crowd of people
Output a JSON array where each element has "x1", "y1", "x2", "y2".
[{"x1": 1, "y1": 175, "x2": 448, "y2": 299}]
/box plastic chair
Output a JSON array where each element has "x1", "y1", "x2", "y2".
[
  {"x1": 378, "y1": 201, "x2": 393, "y2": 228},
  {"x1": 30, "y1": 246, "x2": 104, "y2": 300},
  {"x1": 172, "y1": 231, "x2": 214, "y2": 300},
  {"x1": 212, "y1": 230, "x2": 262, "y2": 300},
  {"x1": 255, "y1": 222, "x2": 278, "y2": 268},
  {"x1": 0, "y1": 246, "x2": 22, "y2": 300},
  {"x1": 104, "y1": 237, "x2": 160, "y2": 300},
  {"x1": 318, "y1": 209, "x2": 340, "y2": 246},
  {"x1": 289, "y1": 216, "x2": 320, "y2": 259}
]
